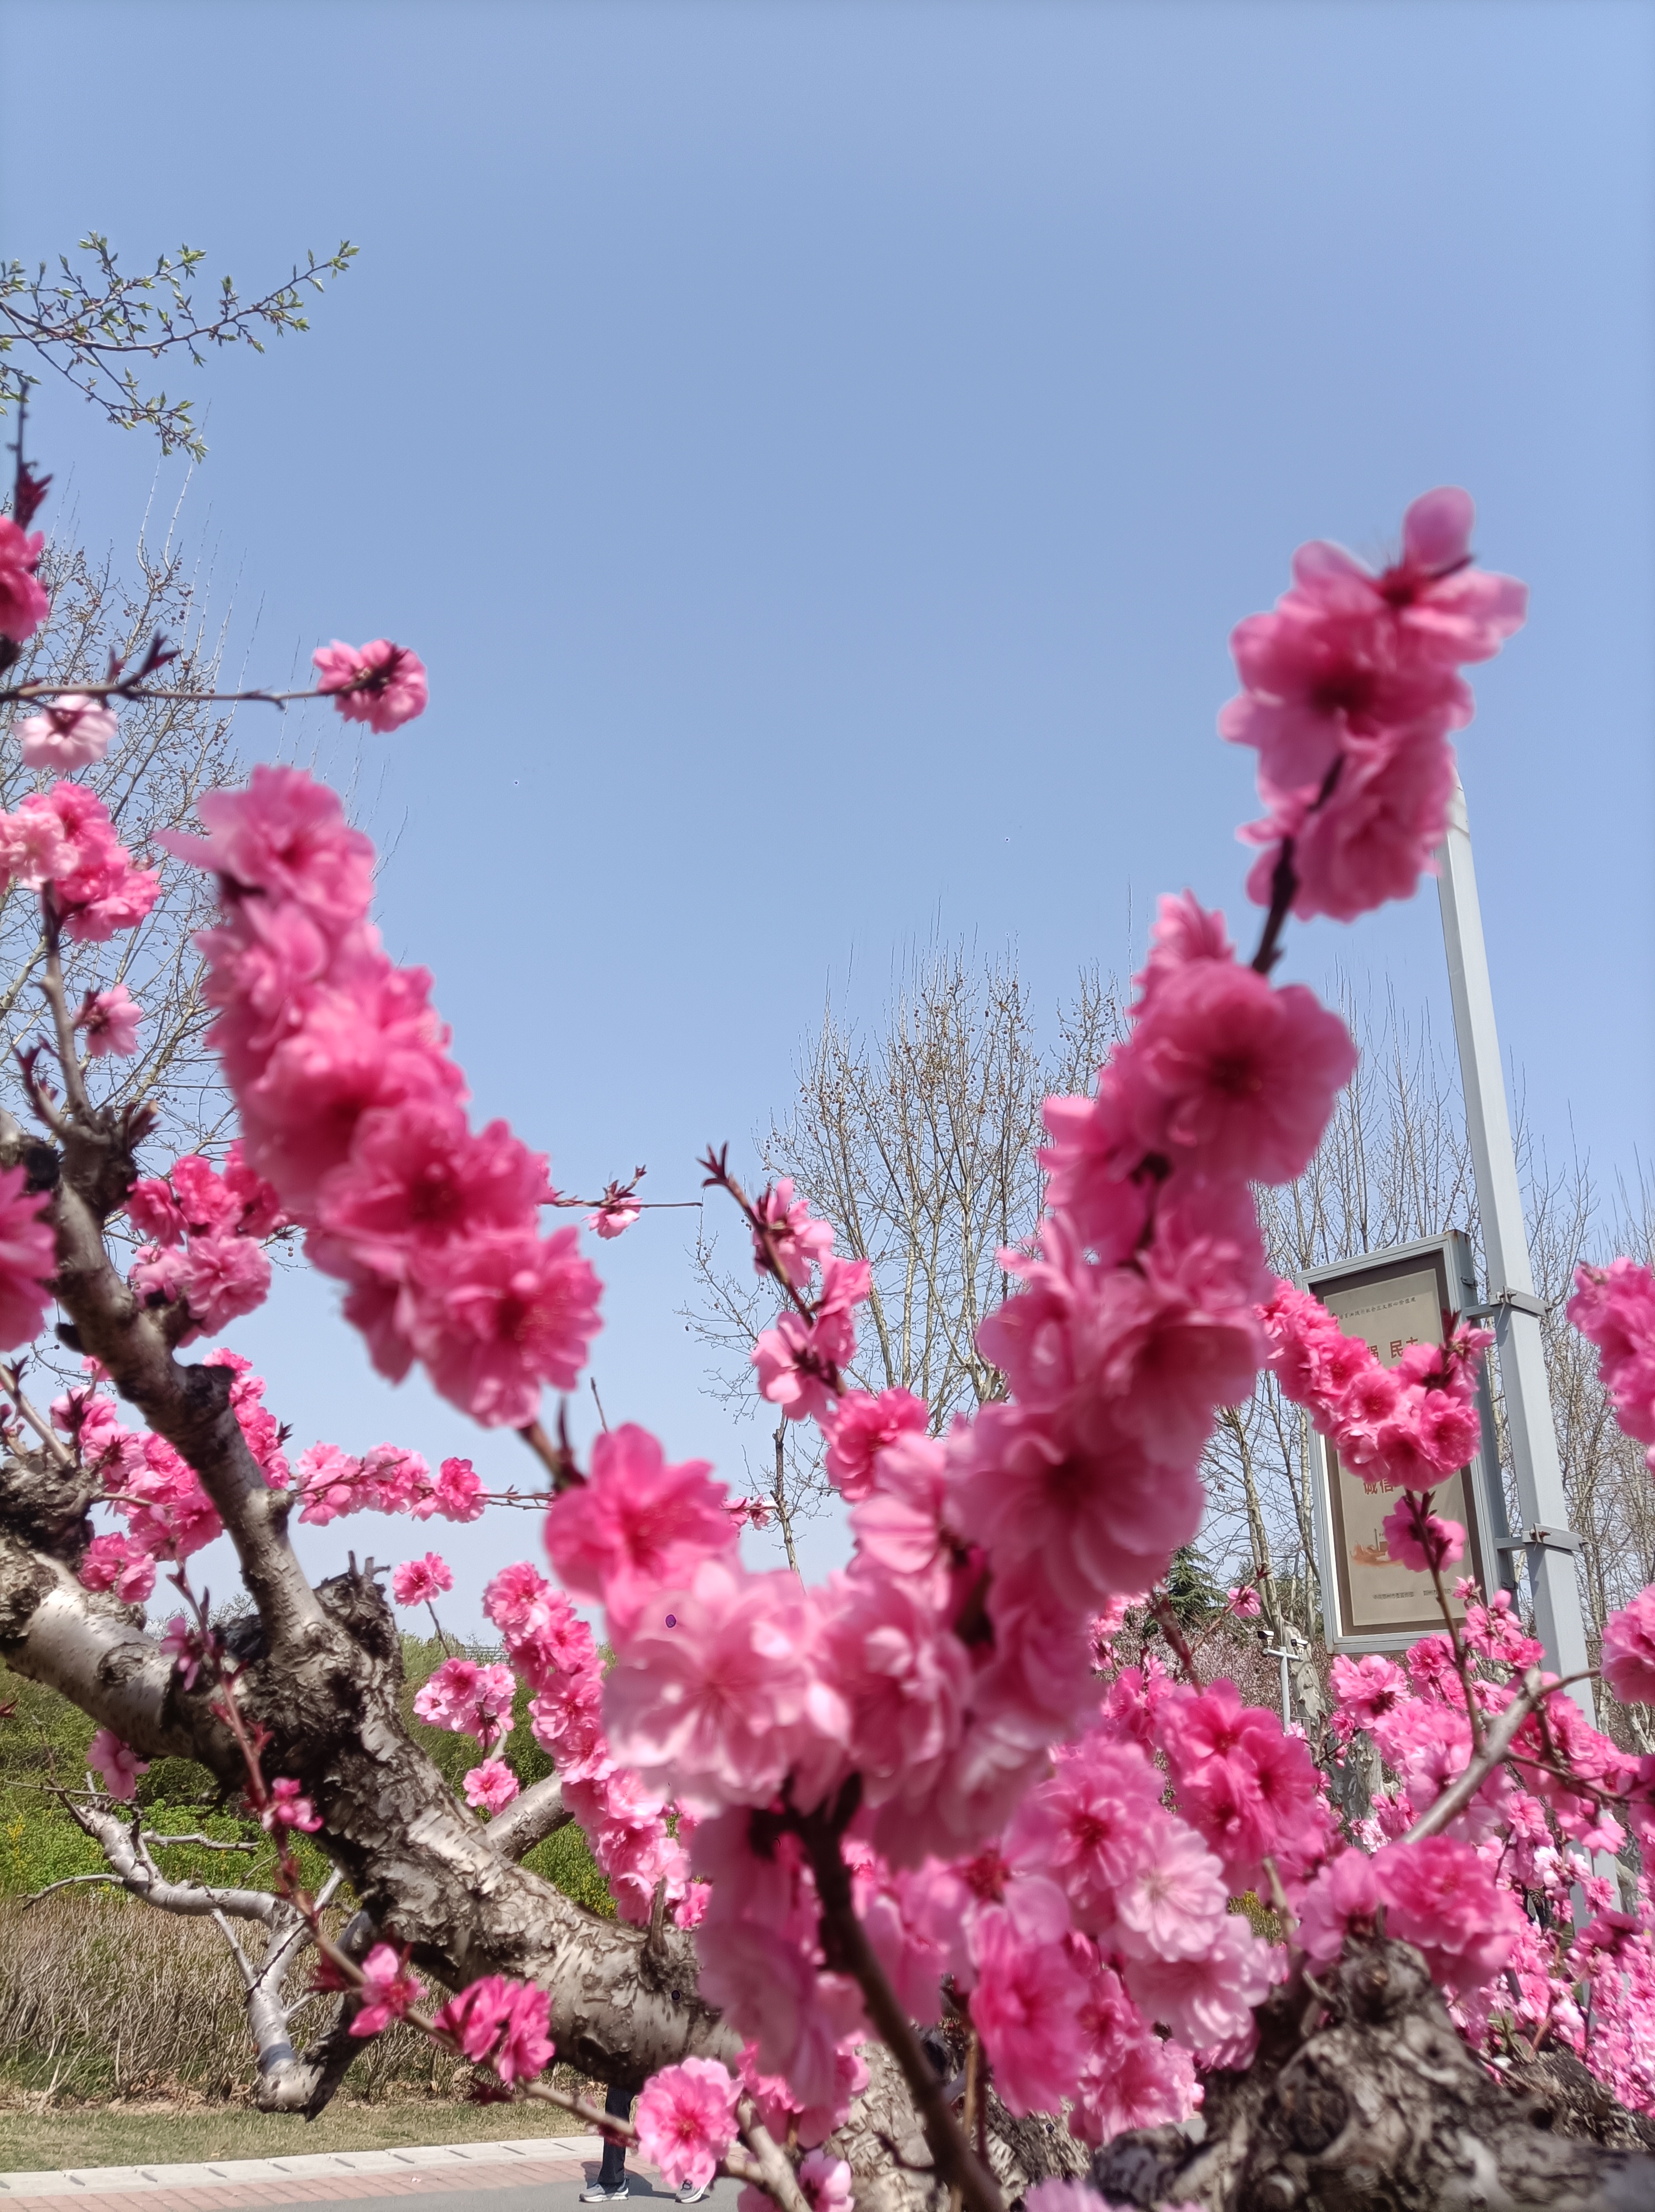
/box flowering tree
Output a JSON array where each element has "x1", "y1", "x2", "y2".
[{"x1": 6, "y1": 440, "x2": 1655, "y2": 2212}]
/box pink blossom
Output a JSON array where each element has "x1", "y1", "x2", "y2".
[
  {"x1": 88, "y1": 1727, "x2": 148, "y2": 1800},
  {"x1": 1297, "y1": 1849, "x2": 1385, "y2": 1966},
  {"x1": 603, "y1": 1559, "x2": 833, "y2": 1811},
  {"x1": 821, "y1": 1387, "x2": 929, "y2": 1501},
  {"x1": 165, "y1": 765, "x2": 376, "y2": 941},
  {"x1": 463, "y1": 1759, "x2": 521, "y2": 1814},
  {"x1": 77, "y1": 1530, "x2": 156, "y2": 1603},
  {"x1": 823, "y1": 1571, "x2": 970, "y2": 1856},
  {"x1": 294, "y1": 1442, "x2": 367, "y2": 1526},
  {"x1": 312, "y1": 639, "x2": 429, "y2": 732},
  {"x1": 1373, "y1": 1835, "x2": 1524, "y2": 1991},
  {"x1": 752, "y1": 1177, "x2": 835, "y2": 1289},
  {"x1": 966, "y1": 1907, "x2": 1087, "y2": 2117},
  {"x1": 634, "y1": 2058, "x2": 740, "y2": 2190},
  {"x1": 1126, "y1": 958, "x2": 1357, "y2": 1186},
  {"x1": 314, "y1": 1101, "x2": 548, "y2": 1263},
  {"x1": 1600, "y1": 1590, "x2": 1655, "y2": 1708},
  {"x1": 131, "y1": 1232, "x2": 273, "y2": 1342},
  {"x1": 1570, "y1": 1260, "x2": 1655, "y2": 1452},
  {"x1": 544, "y1": 1423, "x2": 734, "y2": 1634},
  {"x1": 752, "y1": 1258, "x2": 870, "y2": 1425},
  {"x1": 409, "y1": 1225, "x2": 601, "y2": 1427},
  {"x1": 1005, "y1": 1734, "x2": 1165, "y2": 1932},
  {"x1": 1025, "y1": 2186, "x2": 1110, "y2": 2212},
  {"x1": 391, "y1": 1552, "x2": 454, "y2": 1606},
  {"x1": 1226, "y1": 1583, "x2": 1263, "y2": 1620},
  {"x1": 798, "y1": 2151, "x2": 854, "y2": 2212},
  {"x1": 19, "y1": 695, "x2": 117, "y2": 773},
  {"x1": 1110, "y1": 1812, "x2": 1231, "y2": 1961},
  {"x1": 159, "y1": 1614, "x2": 211, "y2": 1689},
  {"x1": 75, "y1": 983, "x2": 143, "y2": 1058},
  {"x1": 1329, "y1": 1651, "x2": 1407, "y2": 1733},
  {"x1": 413, "y1": 1657, "x2": 517, "y2": 1751},
  {"x1": 589, "y1": 1198, "x2": 641, "y2": 1239},
  {"x1": 350, "y1": 1944, "x2": 425, "y2": 2036},
  {"x1": 1122, "y1": 1910, "x2": 1278, "y2": 2048},
  {"x1": 1382, "y1": 1493, "x2": 1465, "y2": 1575},
  {"x1": 261, "y1": 1777, "x2": 323, "y2": 1833},
  {"x1": 431, "y1": 1456, "x2": 486, "y2": 1521},
  {"x1": 0, "y1": 518, "x2": 49, "y2": 641},
  {"x1": 14, "y1": 785, "x2": 160, "y2": 942},
  {"x1": 0, "y1": 1159, "x2": 55, "y2": 1349},
  {"x1": 433, "y1": 1975, "x2": 554, "y2": 2084}
]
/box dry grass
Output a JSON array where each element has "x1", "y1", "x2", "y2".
[{"x1": 0, "y1": 1895, "x2": 592, "y2": 2110}]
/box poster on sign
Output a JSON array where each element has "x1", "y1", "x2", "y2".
[{"x1": 1304, "y1": 1231, "x2": 1511, "y2": 1652}]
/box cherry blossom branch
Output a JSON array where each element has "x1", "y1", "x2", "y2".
[
  {"x1": 0, "y1": 1361, "x2": 74, "y2": 1470},
  {"x1": 699, "y1": 1146, "x2": 815, "y2": 1325},
  {"x1": 789, "y1": 1790, "x2": 1005, "y2": 2212},
  {"x1": 37, "y1": 896, "x2": 89, "y2": 1121},
  {"x1": 1149, "y1": 1590, "x2": 1203, "y2": 1687},
  {"x1": 1248, "y1": 755, "x2": 1345, "y2": 977},
  {"x1": 1401, "y1": 1668, "x2": 1595, "y2": 1843}
]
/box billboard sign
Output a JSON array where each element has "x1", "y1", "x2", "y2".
[{"x1": 1303, "y1": 1231, "x2": 1511, "y2": 1653}]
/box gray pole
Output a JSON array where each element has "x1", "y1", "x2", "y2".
[{"x1": 1434, "y1": 779, "x2": 1592, "y2": 1719}]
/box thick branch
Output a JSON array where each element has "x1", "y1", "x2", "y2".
[{"x1": 487, "y1": 1773, "x2": 573, "y2": 1861}]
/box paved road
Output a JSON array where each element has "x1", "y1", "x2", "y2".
[{"x1": 0, "y1": 2136, "x2": 748, "y2": 2212}]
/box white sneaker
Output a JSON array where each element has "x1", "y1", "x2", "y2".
[
  {"x1": 581, "y1": 2183, "x2": 631, "y2": 2202},
  {"x1": 677, "y1": 2187, "x2": 710, "y2": 2205}
]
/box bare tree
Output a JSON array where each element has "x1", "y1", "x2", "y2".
[{"x1": 685, "y1": 945, "x2": 1122, "y2": 1563}]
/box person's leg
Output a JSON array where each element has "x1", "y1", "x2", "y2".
[{"x1": 585, "y1": 2080, "x2": 632, "y2": 2198}]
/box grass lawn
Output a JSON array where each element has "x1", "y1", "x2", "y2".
[{"x1": 0, "y1": 2095, "x2": 606, "y2": 2174}]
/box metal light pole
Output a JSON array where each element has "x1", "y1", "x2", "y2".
[{"x1": 1434, "y1": 778, "x2": 1594, "y2": 1720}]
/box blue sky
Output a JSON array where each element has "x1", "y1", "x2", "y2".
[{"x1": 3, "y1": 0, "x2": 1651, "y2": 1624}]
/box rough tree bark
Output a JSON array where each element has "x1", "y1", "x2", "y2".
[{"x1": 1094, "y1": 1938, "x2": 1655, "y2": 2212}]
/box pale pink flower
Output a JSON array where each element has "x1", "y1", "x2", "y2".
[
  {"x1": 312, "y1": 639, "x2": 429, "y2": 732},
  {"x1": 603, "y1": 1559, "x2": 831, "y2": 1810},
  {"x1": 463, "y1": 1759, "x2": 521, "y2": 1814},
  {"x1": 19, "y1": 695, "x2": 117, "y2": 773},
  {"x1": 75, "y1": 983, "x2": 143, "y2": 1058},
  {"x1": 0, "y1": 1161, "x2": 56, "y2": 1349},
  {"x1": 1005, "y1": 1734, "x2": 1165, "y2": 1932},
  {"x1": 798, "y1": 2151, "x2": 854, "y2": 2212},
  {"x1": 88, "y1": 1728, "x2": 148, "y2": 1800},
  {"x1": 544, "y1": 1422, "x2": 734, "y2": 1634},
  {"x1": 24, "y1": 784, "x2": 160, "y2": 942},
  {"x1": 294, "y1": 1441, "x2": 367, "y2": 1526},
  {"x1": 391, "y1": 1552, "x2": 454, "y2": 1606},
  {"x1": 350, "y1": 1944, "x2": 425, "y2": 2036},
  {"x1": 1600, "y1": 1590, "x2": 1655, "y2": 1708},
  {"x1": 634, "y1": 2057, "x2": 740, "y2": 2190},
  {"x1": 1123, "y1": 1910, "x2": 1277, "y2": 2048},
  {"x1": 165, "y1": 764, "x2": 376, "y2": 940},
  {"x1": 589, "y1": 1200, "x2": 640, "y2": 1239},
  {"x1": 1110, "y1": 1811, "x2": 1230, "y2": 1961},
  {"x1": 159, "y1": 1613, "x2": 211, "y2": 1689},
  {"x1": 433, "y1": 1975, "x2": 554, "y2": 2084},
  {"x1": 1226, "y1": 1583, "x2": 1263, "y2": 1620},
  {"x1": 824, "y1": 1569, "x2": 970, "y2": 1851}
]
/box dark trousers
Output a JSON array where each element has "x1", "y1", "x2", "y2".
[{"x1": 598, "y1": 2080, "x2": 631, "y2": 2189}]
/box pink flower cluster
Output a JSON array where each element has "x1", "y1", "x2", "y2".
[
  {"x1": 431, "y1": 1974, "x2": 554, "y2": 2085},
  {"x1": 1569, "y1": 1259, "x2": 1655, "y2": 1472},
  {"x1": 168, "y1": 767, "x2": 601, "y2": 1426},
  {"x1": 1222, "y1": 488, "x2": 1527, "y2": 922},
  {"x1": 88, "y1": 1726, "x2": 149, "y2": 1801},
  {"x1": 62, "y1": 1380, "x2": 223, "y2": 1573},
  {"x1": 76, "y1": 983, "x2": 143, "y2": 1058},
  {"x1": 0, "y1": 515, "x2": 49, "y2": 643},
  {"x1": 1261, "y1": 1280, "x2": 1489, "y2": 1489},
  {"x1": 19, "y1": 694, "x2": 118, "y2": 773},
  {"x1": 127, "y1": 1144, "x2": 286, "y2": 1343},
  {"x1": 311, "y1": 639, "x2": 429, "y2": 732},
  {"x1": 391, "y1": 1552, "x2": 454, "y2": 1607},
  {"x1": 0, "y1": 1160, "x2": 56, "y2": 1349},
  {"x1": 0, "y1": 782, "x2": 159, "y2": 941},
  {"x1": 413, "y1": 1656, "x2": 518, "y2": 1752},
  {"x1": 484, "y1": 1551, "x2": 694, "y2": 1927},
  {"x1": 292, "y1": 1443, "x2": 482, "y2": 1527}
]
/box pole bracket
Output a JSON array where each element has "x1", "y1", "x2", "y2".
[
  {"x1": 1495, "y1": 1525, "x2": 1580, "y2": 1557},
  {"x1": 1465, "y1": 1288, "x2": 1547, "y2": 1321}
]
